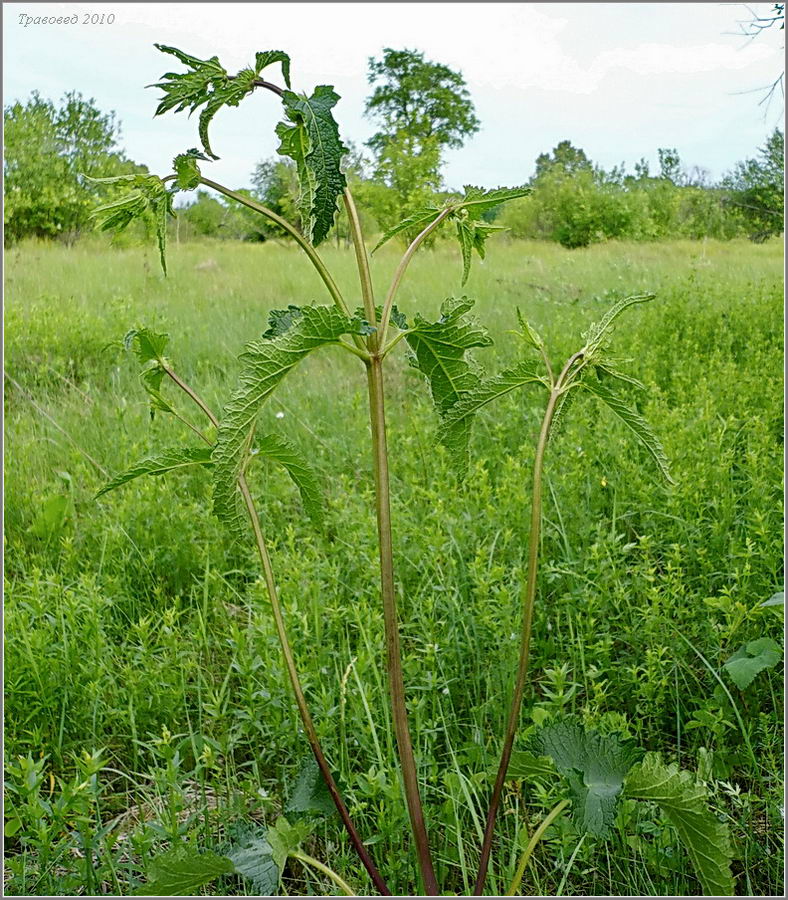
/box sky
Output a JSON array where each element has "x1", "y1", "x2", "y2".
[{"x1": 4, "y1": 2, "x2": 785, "y2": 191}]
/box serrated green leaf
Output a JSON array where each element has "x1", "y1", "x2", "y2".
[
  {"x1": 132, "y1": 845, "x2": 234, "y2": 896},
  {"x1": 226, "y1": 832, "x2": 280, "y2": 895},
  {"x1": 624, "y1": 752, "x2": 734, "y2": 896},
  {"x1": 437, "y1": 360, "x2": 546, "y2": 476},
  {"x1": 124, "y1": 327, "x2": 169, "y2": 363},
  {"x1": 95, "y1": 447, "x2": 213, "y2": 499},
  {"x1": 531, "y1": 722, "x2": 639, "y2": 837},
  {"x1": 516, "y1": 308, "x2": 544, "y2": 351},
  {"x1": 255, "y1": 50, "x2": 291, "y2": 88},
  {"x1": 263, "y1": 305, "x2": 305, "y2": 338},
  {"x1": 213, "y1": 306, "x2": 368, "y2": 538},
  {"x1": 372, "y1": 206, "x2": 442, "y2": 252},
  {"x1": 267, "y1": 817, "x2": 312, "y2": 871},
  {"x1": 459, "y1": 184, "x2": 531, "y2": 213},
  {"x1": 252, "y1": 433, "x2": 325, "y2": 529},
  {"x1": 29, "y1": 494, "x2": 69, "y2": 540},
  {"x1": 596, "y1": 363, "x2": 646, "y2": 391},
  {"x1": 583, "y1": 293, "x2": 655, "y2": 359},
  {"x1": 277, "y1": 86, "x2": 347, "y2": 245},
  {"x1": 285, "y1": 757, "x2": 336, "y2": 818},
  {"x1": 582, "y1": 376, "x2": 674, "y2": 484},
  {"x1": 723, "y1": 637, "x2": 782, "y2": 689}
]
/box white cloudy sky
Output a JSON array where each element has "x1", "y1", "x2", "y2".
[{"x1": 4, "y1": 2, "x2": 785, "y2": 190}]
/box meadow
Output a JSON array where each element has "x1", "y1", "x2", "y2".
[{"x1": 4, "y1": 236, "x2": 784, "y2": 896}]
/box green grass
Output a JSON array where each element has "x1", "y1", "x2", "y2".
[{"x1": 4, "y1": 236, "x2": 784, "y2": 896}]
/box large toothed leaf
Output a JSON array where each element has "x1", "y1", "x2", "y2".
[
  {"x1": 372, "y1": 206, "x2": 442, "y2": 252},
  {"x1": 95, "y1": 447, "x2": 213, "y2": 499},
  {"x1": 252, "y1": 433, "x2": 325, "y2": 529},
  {"x1": 285, "y1": 757, "x2": 336, "y2": 818},
  {"x1": 254, "y1": 50, "x2": 291, "y2": 88},
  {"x1": 277, "y1": 86, "x2": 347, "y2": 245},
  {"x1": 624, "y1": 753, "x2": 734, "y2": 896},
  {"x1": 131, "y1": 846, "x2": 233, "y2": 896},
  {"x1": 213, "y1": 306, "x2": 367, "y2": 537},
  {"x1": 438, "y1": 360, "x2": 547, "y2": 476},
  {"x1": 583, "y1": 293, "x2": 655, "y2": 359},
  {"x1": 582, "y1": 376, "x2": 674, "y2": 484},
  {"x1": 123, "y1": 327, "x2": 169, "y2": 364},
  {"x1": 88, "y1": 174, "x2": 174, "y2": 273},
  {"x1": 532, "y1": 722, "x2": 639, "y2": 838},
  {"x1": 406, "y1": 297, "x2": 492, "y2": 418}
]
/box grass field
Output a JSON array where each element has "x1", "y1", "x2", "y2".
[{"x1": 4, "y1": 236, "x2": 784, "y2": 896}]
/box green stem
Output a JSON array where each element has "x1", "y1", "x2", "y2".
[
  {"x1": 366, "y1": 357, "x2": 439, "y2": 896},
  {"x1": 343, "y1": 188, "x2": 377, "y2": 327},
  {"x1": 505, "y1": 799, "x2": 569, "y2": 896},
  {"x1": 292, "y1": 850, "x2": 358, "y2": 897},
  {"x1": 474, "y1": 352, "x2": 582, "y2": 895},
  {"x1": 162, "y1": 369, "x2": 391, "y2": 896},
  {"x1": 377, "y1": 208, "x2": 452, "y2": 348},
  {"x1": 198, "y1": 177, "x2": 349, "y2": 318}
]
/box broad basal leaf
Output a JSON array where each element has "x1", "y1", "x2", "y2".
[
  {"x1": 583, "y1": 293, "x2": 655, "y2": 360},
  {"x1": 582, "y1": 376, "x2": 674, "y2": 484},
  {"x1": 95, "y1": 447, "x2": 213, "y2": 499},
  {"x1": 213, "y1": 306, "x2": 368, "y2": 537},
  {"x1": 226, "y1": 832, "x2": 280, "y2": 896},
  {"x1": 723, "y1": 637, "x2": 782, "y2": 689},
  {"x1": 285, "y1": 757, "x2": 336, "y2": 818},
  {"x1": 624, "y1": 752, "x2": 734, "y2": 896},
  {"x1": 532, "y1": 721, "x2": 639, "y2": 837},
  {"x1": 89, "y1": 175, "x2": 174, "y2": 273},
  {"x1": 277, "y1": 86, "x2": 347, "y2": 245},
  {"x1": 252, "y1": 433, "x2": 325, "y2": 529},
  {"x1": 132, "y1": 846, "x2": 234, "y2": 896},
  {"x1": 437, "y1": 360, "x2": 547, "y2": 477}
]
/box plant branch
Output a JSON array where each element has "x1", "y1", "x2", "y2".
[
  {"x1": 474, "y1": 353, "x2": 582, "y2": 895},
  {"x1": 343, "y1": 188, "x2": 377, "y2": 328},
  {"x1": 366, "y1": 357, "x2": 440, "y2": 895},
  {"x1": 253, "y1": 78, "x2": 285, "y2": 97},
  {"x1": 378, "y1": 208, "x2": 452, "y2": 349},
  {"x1": 292, "y1": 850, "x2": 358, "y2": 897},
  {"x1": 506, "y1": 799, "x2": 569, "y2": 896},
  {"x1": 162, "y1": 367, "x2": 391, "y2": 896},
  {"x1": 198, "y1": 177, "x2": 350, "y2": 318}
]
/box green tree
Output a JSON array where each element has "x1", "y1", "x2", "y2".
[
  {"x1": 533, "y1": 140, "x2": 592, "y2": 180},
  {"x1": 4, "y1": 91, "x2": 143, "y2": 244},
  {"x1": 723, "y1": 128, "x2": 784, "y2": 240},
  {"x1": 364, "y1": 48, "x2": 479, "y2": 235}
]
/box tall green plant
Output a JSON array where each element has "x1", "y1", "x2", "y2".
[{"x1": 90, "y1": 43, "x2": 732, "y2": 897}]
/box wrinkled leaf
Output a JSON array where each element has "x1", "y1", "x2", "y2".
[
  {"x1": 285, "y1": 757, "x2": 336, "y2": 818},
  {"x1": 95, "y1": 447, "x2": 213, "y2": 499},
  {"x1": 532, "y1": 721, "x2": 639, "y2": 837},
  {"x1": 624, "y1": 752, "x2": 734, "y2": 896},
  {"x1": 132, "y1": 846, "x2": 234, "y2": 896},
  {"x1": 254, "y1": 50, "x2": 291, "y2": 87},
  {"x1": 723, "y1": 637, "x2": 782, "y2": 689},
  {"x1": 372, "y1": 206, "x2": 442, "y2": 252},
  {"x1": 277, "y1": 86, "x2": 347, "y2": 245},
  {"x1": 173, "y1": 149, "x2": 206, "y2": 190},
  {"x1": 213, "y1": 306, "x2": 369, "y2": 537},
  {"x1": 226, "y1": 832, "x2": 280, "y2": 895}
]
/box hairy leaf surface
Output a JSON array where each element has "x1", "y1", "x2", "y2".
[
  {"x1": 532, "y1": 722, "x2": 638, "y2": 837},
  {"x1": 277, "y1": 86, "x2": 347, "y2": 245},
  {"x1": 285, "y1": 757, "x2": 336, "y2": 817},
  {"x1": 405, "y1": 298, "x2": 491, "y2": 463},
  {"x1": 96, "y1": 447, "x2": 213, "y2": 498},
  {"x1": 226, "y1": 833, "x2": 280, "y2": 896},
  {"x1": 624, "y1": 752, "x2": 734, "y2": 896},
  {"x1": 173, "y1": 149, "x2": 207, "y2": 190},
  {"x1": 437, "y1": 360, "x2": 546, "y2": 476},
  {"x1": 213, "y1": 306, "x2": 367, "y2": 537},
  {"x1": 583, "y1": 376, "x2": 674, "y2": 484},
  {"x1": 132, "y1": 846, "x2": 233, "y2": 896}
]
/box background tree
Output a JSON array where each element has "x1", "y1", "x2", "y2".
[
  {"x1": 363, "y1": 48, "x2": 479, "y2": 234},
  {"x1": 723, "y1": 127, "x2": 784, "y2": 240},
  {"x1": 4, "y1": 91, "x2": 143, "y2": 244}
]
